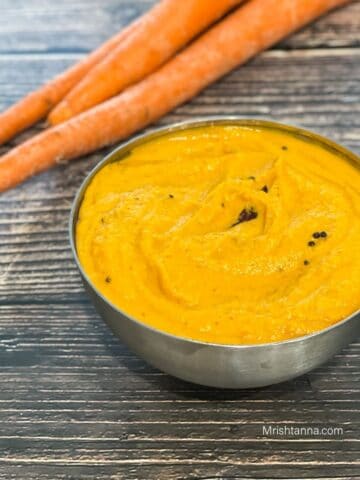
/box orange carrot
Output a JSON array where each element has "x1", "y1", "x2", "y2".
[
  {"x1": 48, "y1": 0, "x2": 244, "y2": 125},
  {"x1": 0, "y1": 0, "x2": 350, "y2": 192},
  {"x1": 0, "y1": 22, "x2": 142, "y2": 147}
]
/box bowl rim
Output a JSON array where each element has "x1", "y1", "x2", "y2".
[{"x1": 69, "y1": 116, "x2": 360, "y2": 349}]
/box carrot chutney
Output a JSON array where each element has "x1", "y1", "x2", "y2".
[{"x1": 76, "y1": 125, "x2": 360, "y2": 344}]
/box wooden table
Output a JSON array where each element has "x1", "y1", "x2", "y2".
[{"x1": 0, "y1": 1, "x2": 359, "y2": 478}]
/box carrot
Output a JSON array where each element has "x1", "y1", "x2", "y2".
[
  {"x1": 48, "y1": 0, "x2": 244, "y2": 125},
  {"x1": 0, "y1": 22, "x2": 143, "y2": 147},
  {"x1": 0, "y1": 0, "x2": 350, "y2": 192}
]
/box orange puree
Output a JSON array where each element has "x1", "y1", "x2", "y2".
[{"x1": 76, "y1": 125, "x2": 360, "y2": 344}]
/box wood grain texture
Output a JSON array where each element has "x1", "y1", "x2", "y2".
[
  {"x1": 0, "y1": 1, "x2": 359, "y2": 479},
  {"x1": 0, "y1": 0, "x2": 358, "y2": 54}
]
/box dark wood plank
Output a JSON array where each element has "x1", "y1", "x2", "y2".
[
  {"x1": 0, "y1": 467, "x2": 358, "y2": 480},
  {"x1": 0, "y1": 305, "x2": 358, "y2": 480},
  {"x1": 0, "y1": 0, "x2": 358, "y2": 54}
]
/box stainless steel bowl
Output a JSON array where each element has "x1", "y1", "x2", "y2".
[{"x1": 70, "y1": 118, "x2": 360, "y2": 388}]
